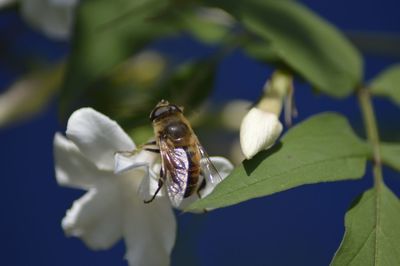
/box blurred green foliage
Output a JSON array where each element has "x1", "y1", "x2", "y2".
[
  {"x1": 370, "y1": 64, "x2": 400, "y2": 106},
  {"x1": 60, "y1": 0, "x2": 364, "y2": 132}
]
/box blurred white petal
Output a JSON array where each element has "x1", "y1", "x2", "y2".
[
  {"x1": 240, "y1": 107, "x2": 283, "y2": 159},
  {"x1": 20, "y1": 0, "x2": 76, "y2": 40},
  {"x1": 66, "y1": 108, "x2": 136, "y2": 171},
  {"x1": 122, "y1": 183, "x2": 176, "y2": 266},
  {"x1": 0, "y1": 0, "x2": 15, "y2": 9},
  {"x1": 62, "y1": 186, "x2": 123, "y2": 250},
  {"x1": 0, "y1": 66, "x2": 63, "y2": 127},
  {"x1": 54, "y1": 133, "x2": 110, "y2": 189}
]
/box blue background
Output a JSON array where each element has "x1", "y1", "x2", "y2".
[{"x1": 1, "y1": 1, "x2": 400, "y2": 265}]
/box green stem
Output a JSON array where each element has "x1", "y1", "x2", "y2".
[{"x1": 357, "y1": 87, "x2": 383, "y2": 186}]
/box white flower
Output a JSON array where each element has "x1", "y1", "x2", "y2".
[
  {"x1": 240, "y1": 107, "x2": 283, "y2": 159},
  {"x1": 54, "y1": 107, "x2": 176, "y2": 266},
  {"x1": 20, "y1": 0, "x2": 78, "y2": 40},
  {"x1": 115, "y1": 146, "x2": 234, "y2": 210}
]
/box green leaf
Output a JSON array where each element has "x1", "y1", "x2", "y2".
[
  {"x1": 60, "y1": 0, "x2": 175, "y2": 118},
  {"x1": 180, "y1": 7, "x2": 234, "y2": 44},
  {"x1": 109, "y1": 58, "x2": 218, "y2": 130},
  {"x1": 331, "y1": 184, "x2": 400, "y2": 266},
  {"x1": 370, "y1": 64, "x2": 400, "y2": 106},
  {"x1": 208, "y1": 0, "x2": 363, "y2": 97},
  {"x1": 381, "y1": 142, "x2": 400, "y2": 172},
  {"x1": 242, "y1": 38, "x2": 280, "y2": 63},
  {"x1": 189, "y1": 113, "x2": 369, "y2": 210},
  {"x1": 156, "y1": 59, "x2": 217, "y2": 107}
]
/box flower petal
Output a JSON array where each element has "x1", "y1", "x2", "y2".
[
  {"x1": 114, "y1": 150, "x2": 158, "y2": 175},
  {"x1": 193, "y1": 156, "x2": 234, "y2": 199},
  {"x1": 62, "y1": 185, "x2": 123, "y2": 250},
  {"x1": 178, "y1": 156, "x2": 234, "y2": 211},
  {"x1": 210, "y1": 156, "x2": 234, "y2": 179},
  {"x1": 199, "y1": 156, "x2": 233, "y2": 197},
  {"x1": 20, "y1": 0, "x2": 75, "y2": 40},
  {"x1": 115, "y1": 150, "x2": 165, "y2": 200},
  {"x1": 137, "y1": 162, "x2": 165, "y2": 201},
  {"x1": 114, "y1": 153, "x2": 147, "y2": 175},
  {"x1": 240, "y1": 107, "x2": 283, "y2": 159},
  {"x1": 0, "y1": 0, "x2": 15, "y2": 9},
  {"x1": 66, "y1": 108, "x2": 135, "y2": 171},
  {"x1": 122, "y1": 191, "x2": 176, "y2": 266},
  {"x1": 54, "y1": 133, "x2": 111, "y2": 189}
]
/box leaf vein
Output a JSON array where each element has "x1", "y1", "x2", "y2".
[
  {"x1": 346, "y1": 228, "x2": 376, "y2": 266},
  {"x1": 210, "y1": 155, "x2": 364, "y2": 202}
]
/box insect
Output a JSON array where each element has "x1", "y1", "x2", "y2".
[{"x1": 143, "y1": 99, "x2": 222, "y2": 207}]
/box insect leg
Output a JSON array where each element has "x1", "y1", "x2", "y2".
[
  {"x1": 144, "y1": 148, "x2": 160, "y2": 153},
  {"x1": 143, "y1": 179, "x2": 164, "y2": 204},
  {"x1": 196, "y1": 179, "x2": 208, "y2": 213},
  {"x1": 143, "y1": 167, "x2": 166, "y2": 204},
  {"x1": 117, "y1": 139, "x2": 159, "y2": 155},
  {"x1": 142, "y1": 140, "x2": 159, "y2": 153}
]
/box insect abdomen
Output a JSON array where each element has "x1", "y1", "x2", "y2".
[{"x1": 184, "y1": 147, "x2": 201, "y2": 197}]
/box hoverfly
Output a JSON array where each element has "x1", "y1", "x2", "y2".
[{"x1": 143, "y1": 99, "x2": 222, "y2": 207}]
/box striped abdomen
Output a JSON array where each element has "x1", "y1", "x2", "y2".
[{"x1": 183, "y1": 146, "x2": 201, "y2": 197}]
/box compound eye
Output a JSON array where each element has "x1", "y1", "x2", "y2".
[
  {"x1": 150, "y1": 106, "x2": 170, "y2": 120},
  {"x1": 154, "y1": 106, "x2": 169, "y2": 117},
  {"x1": 171, "y1": 105, "x2": 183, "y2": 113}
]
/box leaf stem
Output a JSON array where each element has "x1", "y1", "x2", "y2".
[{"x1": 357, "y1": 87, "x2": 383, "y2": 186}]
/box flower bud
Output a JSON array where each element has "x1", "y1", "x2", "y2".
[
  {"x1": 239, "y1": 70, "x2": 293, "y2": 159},
  {"x1": 240, "y1": 107, "x2": 283, "y2": 159}
]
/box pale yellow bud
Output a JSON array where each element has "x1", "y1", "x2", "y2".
[
  {"x1": 263, "y1": 70, "x2": 293, "y2": 98},
  {"x1": 112, "y1": 51, "x2": 166, "y2": 87},
  {"x1": 259, "y1": 70, "x2": 293, "y2": 116}
]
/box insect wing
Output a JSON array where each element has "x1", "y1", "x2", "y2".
[
  {"x1": 159, "y1": 138, "x2": 189, "y2": 207},
  {"x1": 196, "y1": 142, "x2": 223, "y2": 185}
]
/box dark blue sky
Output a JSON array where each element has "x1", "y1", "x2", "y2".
[{"x1": 0, "y1": 1, "x2": 399, "y2": 266}]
